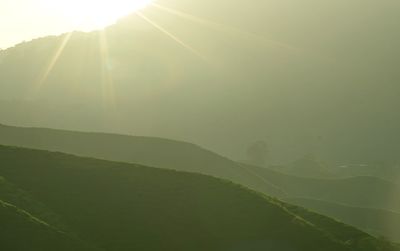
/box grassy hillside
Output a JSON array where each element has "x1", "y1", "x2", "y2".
[
  {"x1": 1, "y1": 124, "x2": 399, "y2": 242},
  {"x1": 0, "y1": 199, "x2": 96, "y2": 251},
  {"x1": 245, "y1": 164, "x2": 400, "y2": 241},
  {"x1": 0, "y1": 144, "x2": 396, "y2": 251},
  {"x1": 0, "y1": 124, "x2": 397, "y2": 212},
  {"x1": 0, "y1": 123, "x2": 286, "y2": 198},
  {"x1": 0, "y1": 176, "x2": 69, "y2": 231},
  {"x1": 287, "y1": 197, "x2": 400, "y2": 242}
]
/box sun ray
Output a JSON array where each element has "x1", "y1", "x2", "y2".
[
  {"x1": 98, "y1": 30, "x2": 125, "y2": 132},
  {"x1": 151, "y1": 3, "x2": 298, "y2": 52},
  {"x1": 37, "y1": 32, "x2": 72, "y2": 89},
  {"x1": 99, "y1": 30, "x2": 116, "y2": 109},
  {"x1": 136, "y1": 12, "x2": 208, "y2": 61}
]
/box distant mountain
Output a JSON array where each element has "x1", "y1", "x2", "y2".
[
  {"x1": 243, "y1": 163, "x2": 400, "y2": 242},
  {"x1": 1, "y1": 145, "x2": 391, "y2": 251},
  {"x1": 243, "y1": 164, "x2": 400, "y2": 212},
  {"x1": 269, "y1": 157, "x2": 400, "y2": 181},
  {"x1": 287, "y1": 197, "x2": 400, "y2": 243},
  {"x1": 267, "y1": 154, "x2": 338, "y2": 178},
  {"x1": 332, "y1": 164, "x2": 400, "y2": 183},
  {"x1": 0, "y1": 0, "x2": 399, "y2": 164}
]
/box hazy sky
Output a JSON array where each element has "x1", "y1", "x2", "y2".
[
  {"x1": 1, "y1": 0, "x2": 399, "y2": 162},
  {"x1": 0, "y1": 0, "x2": 152, "y2": 49},
  {"x1": 1, "y1": 0, "x2": 63, "y2": 49},
  {"x1": 2, "y1": 0, "x2": 400, "y2": 51}
]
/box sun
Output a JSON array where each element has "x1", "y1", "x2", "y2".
[{"x1": 40, "y1": 0, "x2": 153, "y2": 30}]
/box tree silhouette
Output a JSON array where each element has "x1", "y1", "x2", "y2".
[{"x1": 246, "y1": 140, "x2": 269, "y2": 166}]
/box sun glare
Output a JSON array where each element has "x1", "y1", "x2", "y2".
[{"x1": 40, "y1": 0, "x2": 153, "y2": 30}]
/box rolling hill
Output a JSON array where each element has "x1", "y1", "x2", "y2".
[
  {"x1": 1, "y1": 0, "x2": 399, "y2": 249},
  {"x1": 1, "y1": 123, "x2": 400, "y2": 242},
  {"x1": 243, "y1": 164, "x2": 400, "y2": 212},
  {"x1": 287, "y1": 197, "x2": 400, "y2": 242},
  {"x1": 0, "y1": 123, "x2": 398, "y2": 209},
  {"x1": 0, "y1": 144, "x2": 397, "y2": 251},
  {"x1": 243, "y1": 164, "x2": 400, "y2": 242},
  {"x1": 0, "y1": 123, "x2": 286, "y2": 198}
]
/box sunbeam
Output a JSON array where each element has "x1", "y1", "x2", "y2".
[
  {"x1": 151, "y1": 3, "x2": 298, "y2": 52},
  {"x1": 99, "y1": 30, "x2": 116, "y2": 109},
  {"x1": 136, "y1": 12, "x2": 208, "y2": 62},
  {"x1": 37, "y1": 32, "x2": 72, "y2": 90},
  {"x1": 98, "y1": 29, "x2": 125, "y2": 132}
]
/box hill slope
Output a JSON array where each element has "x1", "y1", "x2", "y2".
[
  {"x1": 0, "y1": 145, "x2": 395, "y2": 251},
  {"x1": 0, "y1": 199, "x2": 96, "y2": 251},
  {"x1": 287, "y1": 197, "x2": 400, "y2": 242},
  {"x1": 0, "y1": 175, "x2": 70, "y2": 231},
  {"x1": 1, "y1": 124, "x2": 400, "y2": 241},
  {"x1": 0, "y1": 124, "x2": 398, "y2": 210},
  {"x1": 0, "y1": 123, "x2": 286, "y2": 198},
  {"x1": 244, "y1": 164, "x2": 400, "y2": 212}
]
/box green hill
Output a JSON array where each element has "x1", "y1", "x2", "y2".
[
  {"x1": 287, "y1": 197, "x2": 400, "y2": 243},
  {"x1": 0, "y1": 176, "x2": 70, "y2": 231},
  {"x1": 0, "y1": 123, "x2": 286, "y2": 198},
  {"x1": 0, "y1": 144, "x2": 396, "y2": 251},
  {"x1": 0, "y1": 124, "x2": 397, "y2": 211},
  {"x1": 243, "y1": 164, "x2": 400, "y2": 241},
  {"x1": 0, "y1": 199, "x2": 97, "y2": 251},
  {"x1": 1, "y1": 124, "x2": 400, "y2": 242}
]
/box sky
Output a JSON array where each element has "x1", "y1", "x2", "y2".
[
  {"x1": 0, "y1": 0, "x2": 152, "y2": 49},
  {"x1": 1, "y1": 0, "x2": 67, "y2": 49},
  {"x1": 2, "y1": 0, "x2": 400, "y2": 50},
  {"x1": 0, "y1": 0, "x2": 399, "y2": 161}
]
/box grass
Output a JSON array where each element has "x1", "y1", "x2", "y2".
[{"x1": 0, "y1": 145, "x2": 391, "y2": 250}]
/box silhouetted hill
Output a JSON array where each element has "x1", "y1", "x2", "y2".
[{"x1": 0, "y1": 145, "x2": 384, "y2": 251}]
